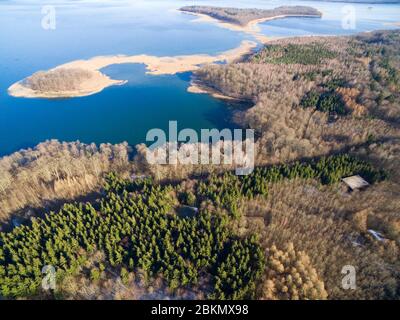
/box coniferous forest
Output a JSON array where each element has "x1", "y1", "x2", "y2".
[{"x1": 1, "y1": 28, "x2": 399, "y2": 300}]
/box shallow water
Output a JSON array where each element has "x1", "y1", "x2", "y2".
[{"x1": 0, "y1": 0, "x2": 399, "y2": 156}]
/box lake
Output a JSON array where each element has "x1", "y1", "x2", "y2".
[{"x1": 0, "y1": 0, "x2": 399, "y2": 156}]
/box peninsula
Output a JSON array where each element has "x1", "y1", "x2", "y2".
[
  {"x1": 8, "y1": 40, "x2": 256, "y2": 99},
  {"x1": 179, "y1": 5, "x2": 322, "y2": 27}
]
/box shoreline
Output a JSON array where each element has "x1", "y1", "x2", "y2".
[
  {"x1": 8, "y1": 40, "x2": 257, "y2": 99},
  {"x1": 187, "y1": 79, "x2": 242, "y2": 101},
  {"x1": 182, "y1": 11, "x2": 321, "y2": 43}
]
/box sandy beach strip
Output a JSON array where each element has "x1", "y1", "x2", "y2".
[
  {"x1": 187, "y1": 79, "x2": 240, "y2": 101},
  {"x1": 8, "y1": 40, "x2": 257, "y2": 99},
  {"x1": 8, "y1": 70, "x2": 126, "y2": 99}
]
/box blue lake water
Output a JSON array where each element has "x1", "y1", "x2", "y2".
[{"x1": 0, "y1": 0, "x2": 399, "y2": 156}]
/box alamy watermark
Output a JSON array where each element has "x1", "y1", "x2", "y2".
[
  {"x1": 42, "y1": 265, "x2": 56, "y2": 291},
  {"x1": 341, "y1": 265, "x2": 356, "y2": 290},
  {"x1": 146, "y1": 121, "x2": 255, "y2": 175}
]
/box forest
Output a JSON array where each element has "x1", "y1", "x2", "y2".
[
  {"x1": 195, "y1": 30, "x2": 400, "y2": 165},
  {"x1": 0, "y1": 153, "x2": 388, "y2": 299},
  {"x1": 24, "y1": 68, "x2": 95, "y2": 92},
  {"x1": 0, "y1": 140, "x2": 131, "y2": 225},
  {"x1": 1, "y1": 30, "x2": 399, "y2": 300}
]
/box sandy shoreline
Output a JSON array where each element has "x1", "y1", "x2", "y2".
[
  {"x1": 8, "y1": 71, "x2": 126, "y2": 99},
  {"x1": 8, "y1": 10, "x2": 321, "y2": 99},
  {"x1": 8, "y1": 40, "x2": 257, "y2": 99}
]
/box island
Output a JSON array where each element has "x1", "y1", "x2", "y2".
[
  {"x1": 8, "y1": 68, "x2": 126, "y2": 99},
  {"x1": 179, "y1": 5, "x2": 322, "y2": 27},
  {"x1": 179, "y1": 5, "x2": 322, "y2": 42},
  {"x1": 8, "y1": 40, "x2": 256, "y2": 99}
]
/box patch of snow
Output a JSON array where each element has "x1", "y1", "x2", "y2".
[{"x1": 368, "y1": 229, "x2": 385, "y2": 241}]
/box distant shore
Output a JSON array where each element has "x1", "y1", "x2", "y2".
[
  {"x1": 8, "y1": 40, "x2": 257, "y2": 99},
  {"x1": 184, "y1": 11, "x2": 321, "y2": 43}
]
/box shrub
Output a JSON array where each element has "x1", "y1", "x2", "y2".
[{"x1": 300, "y1": 90, "x2": 320, "y2": 109}]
